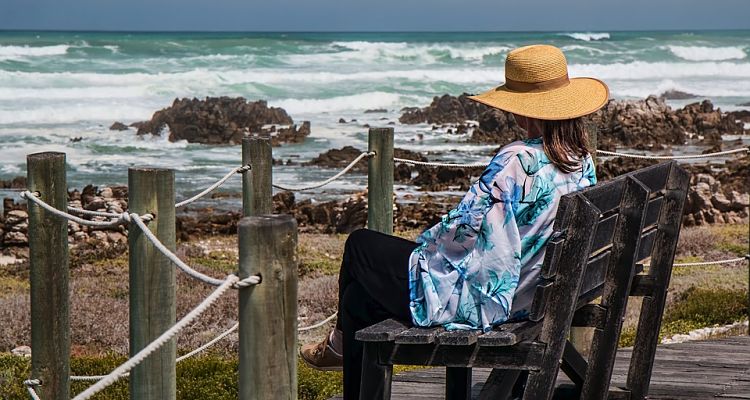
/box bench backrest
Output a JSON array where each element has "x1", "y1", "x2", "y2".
[
  {"x1": 523, "y1": 160, "x2": 690, "y2": 399},
  {"x1": 527, "y1": 161, "x2": 689, "y2": 322}
]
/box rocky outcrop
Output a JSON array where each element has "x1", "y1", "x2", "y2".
[
  {"x1": 400, "y1": 94, "x2": 743, "y2": 149},
  {"x1": 132, "y1": 97, "x2": 310, "y2": 146},
  {"x1": 2, "y1": 185, "x2": 130, "y2": 250},
  {"x1": 0, "y1": 176, "x2": 26, "y2": 189},
  {"x1": 109, "y1": 122, "x2": 129, "y2": 131},
  {"x1": 597, "y1": 157, "x2": 750, "y2": 227}
]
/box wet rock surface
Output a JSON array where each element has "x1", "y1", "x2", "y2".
[
  {"x1": 400, "y1": 94, "x2": 744, "y2": 149},
  {"x1": 130, "y1": 97, "x2": 310, "y2": 146}
]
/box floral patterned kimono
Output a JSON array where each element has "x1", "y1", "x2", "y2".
[{"x1": 408, "y1": 137, "x2": 597, "y2": 331}]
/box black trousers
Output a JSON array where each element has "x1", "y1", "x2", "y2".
[{"x1": 336, "y1": 228, "x2": 418, "y2": 400}]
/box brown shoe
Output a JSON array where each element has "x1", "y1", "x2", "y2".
[{"x1": 300, "y1": 335, "x2": 343, "y2": 372}]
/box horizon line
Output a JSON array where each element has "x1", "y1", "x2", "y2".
[{"x1": 1, "y1": 28, "x2": 749, "y2": 34}]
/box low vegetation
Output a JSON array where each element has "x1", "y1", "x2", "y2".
[{"x1": 0, "y1": 223, "x2": 746, "y2": 398}]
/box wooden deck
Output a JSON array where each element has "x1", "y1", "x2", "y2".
[{"x1": 333, "y1": 336, "x2": 750, "y2": 399}]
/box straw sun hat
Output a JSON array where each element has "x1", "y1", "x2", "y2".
[{"x1": 469, "y1": 44, "x2": 609, "y2": 120}]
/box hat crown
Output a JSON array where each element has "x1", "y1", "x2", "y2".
[{"x1": 505, "y1": 45, "x2": 568, "y2": 84}]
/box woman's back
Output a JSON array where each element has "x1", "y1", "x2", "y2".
[{"x1": 408, "y1": 137, "x2": 596, "y2": 331}]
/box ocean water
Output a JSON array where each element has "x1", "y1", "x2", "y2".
[{"x1": 0, "y1": 30, "x2": 749, "y2": 204}]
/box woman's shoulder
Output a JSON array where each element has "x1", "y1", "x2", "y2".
[{"x1": 496, "y1": 137, "x2": 545, "y2": 156}]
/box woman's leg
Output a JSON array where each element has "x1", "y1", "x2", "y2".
[
  {"x1": 340, "y1": 281, "x2": 393, "y2": 399},
  {"x1": 336, "y1": 228, "x2": 418, "y2": 331},
  {"x1": 336, "y1": 229, "x2": 418, "y2": 399}
]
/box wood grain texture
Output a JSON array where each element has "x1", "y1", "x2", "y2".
[
  {"x1": 351, "y1": 336, "x2": 750, "y2": 400},
  {"x1": 582, "y1": 176, "x2": 651, "y2": 399},
  {"x1": 27, "y1": 152, "x2": 70, "y2": 400},
  {"x1": 524, "y1": 194, "x2": 601, "y2": 400},
  {"x1": 367, "y1": 127, "x2": 394, "y2": 235},
  {"x1": 128, "y1": 167, "x2": 176, "y2": 400},
  {"x1": 626, "y1": 162, "x2": 690, "y2": 400},
  {"x1": 242, "y1": 136, "x2": 273, "y2": 217},
  {"x1": 238, "y1": 215, "x2": 298, "y2": 400}
]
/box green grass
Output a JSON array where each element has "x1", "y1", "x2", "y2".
[
  {"x1": 618, "y1": 286, "x2": 748, "y2": 347},
  {"x1": 0, "y1": 353, "x2": 425, "y2": 400},
  {"x1": 1, "y1": 355, "x2": 347, "y2": 400},
  {"x1": 187, "y1": 251, "x2": 238, "y2": 274}
]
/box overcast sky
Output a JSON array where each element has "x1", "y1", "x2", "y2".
[{"x1": 1, "y1": 0, "x2": 749, "y2": 32}]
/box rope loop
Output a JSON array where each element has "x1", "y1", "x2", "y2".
[
  {"x1": 237, "y1": 164, "x2": 252, "y2": 173},
  {"x1": 232, "y1": 274, "x2": 262, "y2": 289}
]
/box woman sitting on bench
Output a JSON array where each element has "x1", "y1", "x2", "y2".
[{"x1": 301, "y1": 44, "x2": 609, "y2": 399}]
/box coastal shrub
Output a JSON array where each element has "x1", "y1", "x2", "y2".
[
  {"x1": 664, "y1": 286, "x2": 747, "y2": 327},
  {"x1": 618, "y1": 286, "x2": 748, "y2": 347},
  {"x1": 0, "y1": 355, "x2": 348, "y2": 400}
]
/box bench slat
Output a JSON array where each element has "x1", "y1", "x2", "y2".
[
  {"x1": 571, "y1": 304, "x2": 607, "y2": 328},
  {"x1": 356, "y1": 319, "x2": 410, "y2": 342},
  {"x1": 478, "y1": 321, "x2": 540, "y2": 347},
  {"x1": 436, "y1": 330, "x2": 481, "y2": 346},
  {"x1": 395, "y1": 327, "x2": 444, "y2": 344}
]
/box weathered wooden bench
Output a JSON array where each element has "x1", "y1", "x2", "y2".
[{"x1": 355, "y1": 161, "x2": 690, "y2": 400}]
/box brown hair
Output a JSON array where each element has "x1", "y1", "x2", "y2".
[{"x1": 540, "y1": 118, "x2": 590, "y2": 173}]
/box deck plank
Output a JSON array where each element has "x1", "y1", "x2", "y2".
[{"x1": 330, "y1": 336, "x2": 750, "y2": 399}]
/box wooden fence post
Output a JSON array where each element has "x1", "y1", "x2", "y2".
[
  {"x1": 238, "y1": 214, "x2": 298, "y2": 400},
  {"x1": 367, "y1": 127, "x2": 394, "y2": 235},
  {"x1": 27, "y1": 152, "x2": 70, "y2": 400},
  {"x1": 242, "y1": 136, "x2": 273, "y2": 217},
  {"x1": 569, "y1": 123, "x2": 600, "y2": 356},
  {"x1": 128, "y1": 167, "x2": 176, "y2": 400}
]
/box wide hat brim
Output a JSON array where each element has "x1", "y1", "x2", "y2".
[{"x1": 468, "y1": 77, "x2": 609, "y2": 120}]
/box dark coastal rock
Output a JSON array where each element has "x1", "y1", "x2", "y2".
[
  {"x1": 727, "y1": 110, "x2": 750, "y2": 124},
  {"x1": 597, "y1": 157, "x2": 749, "y2": 226},
  {"x1": 109, "y1": 121, "x2": 129, "y2": 131},
  {"x1": 132, "y1": 97, "x2": 309, "y2": 146},
  {"x1": 659, "y1": 89, "x2": 698, "y2": 100},
  {"x1": 306, "y1": 146, "x2": 368, "y2": 172},
  {"x1": 400, "y1": 94, "x2": 743, "y2": 149},
  {"x1": 0, "y1": 176, "x2": 26, "y2": 189},
  {"x1": 399, "y1": 93, "x2": 487, "y2": 125},
  {"x1": 364, "y1": 109, "x2": 387, "y2": 114},
  {"x1": 305, "y1": 146, "x2": 429, "y2": 181}
]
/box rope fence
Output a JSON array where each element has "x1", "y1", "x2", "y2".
[
  {"x1": 16, "y1": 134, "x2": 750, "y2": 400},
  {"x1": 272, "y1": 151, "x2": 374, "y2": 191},
  {"x1": 596, "y1": 147, "x2": 749, "y2": 160},
  {"x1": 393, "y1": 157, "x2": 489, "y2": 168},
  {"x1": 71, "y1": 275, "x2": 241, "y2": 400},
  {"x1": 175, "y1": 165, "x2": 251, "y2": 208},
  {"x1": 645, "y1": 255, "x2": 750, "y2": 268}
]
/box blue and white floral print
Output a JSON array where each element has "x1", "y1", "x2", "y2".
[{"x1": 408, "y1": 137, "x2": 596, "y2": 331}]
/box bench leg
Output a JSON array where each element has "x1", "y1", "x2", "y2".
[
  {"x1": 479, "y1": 368, "x2": 522, "y2": 400},
  {"x1": 360, "y1": 342, "x2": 392, "y2": 400},
  {"x1": 446, "y1": 367, "x2": 472, "y2": 400}
]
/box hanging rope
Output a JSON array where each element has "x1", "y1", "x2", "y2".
[
  {"x1": 71, "y1": 276, "x2": 240, "y2": 400},
  {"x1": 596, "y1": 147, "x2": 749, "y2": 160},
  {"x1": 24, "y1": 380, "x2": 42, "y2": 400},
  {"x1": 393, "y1": 157, "x2": 489, "y2": 168},
  {"x1": 130, "y1": 213, "x2": 259, "y2": 288},
  {"x1": 70, "y1": 322, "x2": 240, "y2": 382},
  {"x1": 272, "y1": 151, "x2": 374, "y2": 191},
  {"x1": 299, "y1": 312, "x2": 338, "y2": 332},
  {"x1": 643, "y1": 255, "x2": 750, "y2": 267},
  {"x1": 176, "y1": 165, "x2": 251, "y2": 208},
  {"x1": 21, "y1": 191, "x2": 134, "y2": 227}
]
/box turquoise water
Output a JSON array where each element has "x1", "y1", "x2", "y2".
[{"x1": 0, "y1": 30, "x2": 748, "y2": 202}]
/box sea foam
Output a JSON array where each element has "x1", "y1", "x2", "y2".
[
  {"x1": 0, "y1": 44, "x2": 70, "y2": 60},
  {"x1": 562, "y1": 32, "x2": 610, "y2": 41},
  {"x1": 667, "y1": 45, "x2": 747, "y2": 61}
]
